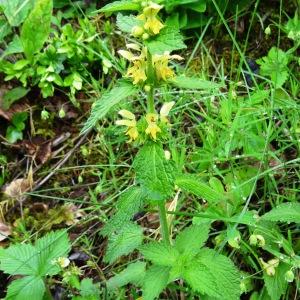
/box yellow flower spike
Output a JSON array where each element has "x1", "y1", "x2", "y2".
[
  {"x1": 116, "y1": 110, "x2": 139, "y2": 142},
  {"x1": 160, "y1": 101, "x2": 175, "y2": 123},
  {"x1": 145, "y1": 113, "x2": 161, "y2": 140}
]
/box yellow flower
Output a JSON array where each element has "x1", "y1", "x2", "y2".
[
  {"x1": 259, "y1": 258, "x2": 279, "y2": 276},
  {"x1": 137, "y1": 2, "x2": 164, "y2": 35},
  {"x1": 118, "y1": 46, "x2": 148, "y2": 85},
  {"x1": 160, "y1": 101, "x2": 175, "y2": 123},
  {"x1": 116, "y1": 110, "x2": 139, "y2": 142},
  {"x1": 145, "y1": 113, "x2": 161, "y2": 140},
  {"x1": 153, "y1": 52, "x2": 184, "y2": 81}
]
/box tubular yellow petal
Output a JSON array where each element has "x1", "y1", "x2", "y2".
[
  {"x1": 126, "y1": 43, "x2": 141, "y2": 51},
  {"x1": 160, "y1": 101, "x2": 175, "y2": 118},
  {"x1": 118, "y1": 50, "x2": 135, "y2": 61},
  {"x1": 118, "y1": 109, "x2": 135, "y2": 120},
  {"x1": 116, "y1": 119, "x2": 136, "y2": 127}
]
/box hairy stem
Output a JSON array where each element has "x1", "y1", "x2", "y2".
[{"x1": 158, "y1": 201, "x2": 170, "y2": 245}]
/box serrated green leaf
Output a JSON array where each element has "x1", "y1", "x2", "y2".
[
  {"x1": 145, "y1": 27, "x2": 186, "y2": 54},
  {"x1": 139, "y1": 242, "x2": 179, "y2": 266},
  {"x1": 175, "y1": 175, "x2": 225, "y2": 203},
  {"x1": 35, "y1": 230, "x2": 70, "y2": 276},
  {"x1": 107, "y1": 262, "x2": 146, "y2": 289},
  {"x1": 262, "y1": 203, "x2": 300, "y2": 223},
  {"x1": 104, "y1": 222, "x2": 143, "y2": 264},
  {"x1": 195, "y1": 248, "x2": 240, "y2": 300},
  {"x1": 143, "y1": 265, "x2": 170, "y2": 300},
  {"x1": 256, "y1": 47, "x2": 289, "y2": 89},
  {"x1": 100, "y1": 1, "x2": 140, "y2": 13},
  {"x1": 79, "y1": 278, "x2": 100, "y2": 299},
  {"x1": 133, "y1": 142, "x2": 176, "y2": 201},
  {"x1": 116, "y1": 13, "x2": 143, "y2": 33},
  {"x1": 81, "y1": 81, "x2": 137, "y2": 134},
  {"x1": 183, "y1": 262, "x2": 221, "y2": 298},
  {"x1": 5, "y1": 276, "x2": 45, "y2": 300},
  {"x1": 101, "y1": 186, "x2": 145, "y2": 236},
  {"x1": 21, "y1": 0, "x2": 53, "y2": 60},
  {"x1": 174, "y1": 224, "x2": 210, "y2": 255},
  {"x1": 264, "y1": 263, "x2": 290, "y2": 300},
  {"x1": 171, "y1": 76, "x2": 223, "y2": 90},
  {"x1": 0, "y1": 244, "x2": 38, "y2": 275},
  {"x1": 1, "y1": 0, "x2": 35, "y2": 27}
]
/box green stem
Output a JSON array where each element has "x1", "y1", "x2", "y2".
[
  {"x1": 147, "y1": 85, "x2": 155, "y2": 113},
  {"x1": 158, "y1": 201, "x2": 170, "y2": 245},
  {"x1": 146, "y1": 50, "x2": 155, "y2": 113}
]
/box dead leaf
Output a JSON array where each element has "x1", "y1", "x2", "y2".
[
  {"x1": 3, "y1": 178, "x2": 31, "y2": 199},
  {"x1": 0, "y1": 222, "x2": 11, "y2": 241},
  {"x1": 21, "y1": 137, "x2": 52, "y2": 164}
]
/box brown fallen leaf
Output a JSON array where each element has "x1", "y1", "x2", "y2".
[
  {"x1": 0, "y1": 222, "x2": 11, "y2": 242},
  {"x1": 3, "y1": 178, "x2": 31, "y2": 199},
  {"x1": 21, "y1": 137, "x2": 52, "y2": 164}
]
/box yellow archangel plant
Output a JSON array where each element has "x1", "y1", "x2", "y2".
[{"x1": 83, "y1": 1, "x2": 243, "y2": 299}]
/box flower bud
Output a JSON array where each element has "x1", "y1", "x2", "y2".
[
  {"x1": 144, "y1": 85, "x2": 151, "y2": 92},
  {"x1": 142, "y1": 32, "x2": 150, "y2": 40},
  {"x1": 59, "y1": 108, "x2": 66, "y2": 118},
  {"x1": 164, "y1": 150, "x2": 171, "y2": 160},
  {"x1": 249, "y1": 234, "x2": 257, "y2": 246},
  {"x1": 132, "y1": 26, "x2": 144, "y2": 37},
  {"x1": 265, "y1": 26, "x2": 271, "y2": 35},
  {"x1": 284, "y1": 270, "x2": 294, "y2": 282}
]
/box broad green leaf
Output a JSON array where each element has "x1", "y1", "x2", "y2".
[
  {"x1": 104, "y1": 222, "x2": 143, "y2": 264},
  {"x1": 0, "y1": 18, "x2": 11, "y2": 41},
  {"x1": 145, "y1": 27, "x2": 186, "y2": 54},
  {"x1": 264, "y1": 263, "x2": 290, "y2": 300},
  {"x1": 5, "y1": 276, "x2": 45, "y2": 300},
  {"x1": 81, "y1": 81, "x2": 137, "y2": 134},
  {"x1": 100, "y1": 1, "x2": 140, "y2": 13},
  {"x1": 35, "y1": 230, "x2": 70, "y2": 276},
  {"x1": 107, "y1": 262, "x2": 146, "y2": 289},
  {"x1": 143, "y1": 265, "x2": 170, "y2": 300},
  {"x1": 184, "y1": 1, "x2": 206, "y2": 13},
  {"x1": 133, "y1": 142, "x2": 176, "y2": 201},
  {"x1": 256, "y1": 47, "x2": 289, "y2": 89},
  {"x1": 174, "y1": 224, "x2": 210, "y2": 255},
  {"x1": 21, "y1": 0, "x2": 53, "y2": 60},
  {"x1": 101, "y1": 186, "x2": 145, "y2": 236},
  {"x1": 139, "y1": 242, "x2": 179, "y2": 266},
  {"x1": 6, "y1": 126, "x2": 23, "y2": 143},
  {"x1": 116, "y1": 13, "x2": 143, "y2": 33},
  {"x1": 79, "y1": 278, "x2": 100, "y2": 299},
  {"x1": 262, "y1": 203, "x2": 300, "y2": 223},
  {"x1": 175, "y1": 175, "x2": 225, "y2": 203},
  {"x1": 195, "y1": 248, "x2": 240, "y2": 300},
  {"x1": 183, "y1": 262, "x2": 221, "y2": 298},
  {"x1": 0, "y1": 244, "x2": 38, "y2": 275},
  {"x1": 171, "y1": 76, "x2": 223, "y2": 90},
  {"x1": 1, "y1": 0, "x2": 35, "y2": 26},
  {"x1": 2, "y1": 35, "x2": 24, "y2": 57},
  {"x1": 3, "y1": 87, "x2": 29, "y2": 110}
]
